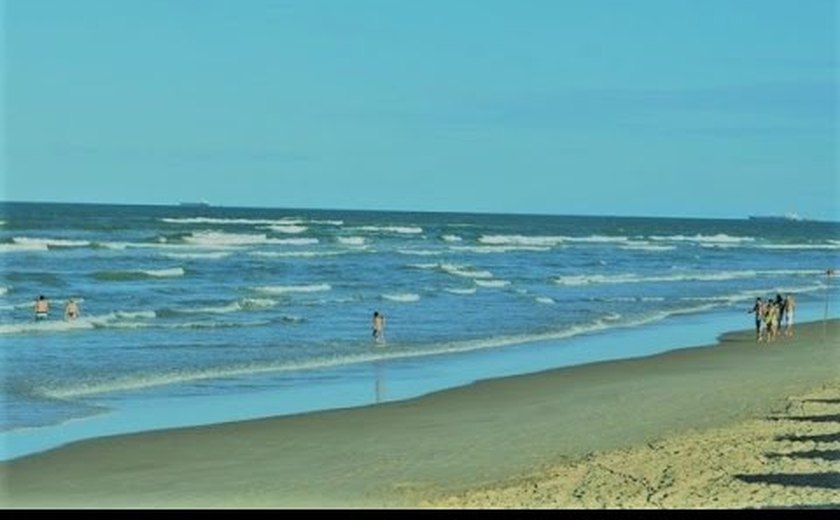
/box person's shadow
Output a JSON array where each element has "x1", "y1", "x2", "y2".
[
  {"x1": 374, "y1": 361, "x2": 385, "y2": 404},
  {"x1": 735, "y1": 407, "x2": 840, "y2": 496}
]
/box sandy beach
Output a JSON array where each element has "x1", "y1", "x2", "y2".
[
  {"x1": 422, "y1": 381, "x2": 840, "y2": 509},
  {"x1": 2, "y1": 319, "x2": 838, "y2": 509}
]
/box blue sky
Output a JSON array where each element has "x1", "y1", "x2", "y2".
[{"x1": 3, "y1": 0, "x2": 838, "y2": 219}]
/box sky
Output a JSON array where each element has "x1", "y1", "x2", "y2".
[{"x1": 2, "y1": 0, "x2": 838, "y2": 220}]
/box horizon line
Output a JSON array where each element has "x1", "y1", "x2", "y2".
[{"x1": 1, "y1": 199, "x2": 837, "y2": 224}]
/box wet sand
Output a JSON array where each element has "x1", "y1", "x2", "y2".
[{"x1": 2, "y1": 319, "x2": 838, "y2": 508}]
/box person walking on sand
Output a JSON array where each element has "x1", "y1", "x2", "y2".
[
  {"x1": 774, "y1": 293, "x2": 785, "y2": 328},
  {"x1": 372, "y1": 311, "x2": 385, "y2": 344},
  {"x1": 783, "y1": 294, "x2": 796, "y2": 337},
  {"x1": 34, "y1": 295, "x2": 50, "y2": 321},
  {"x1": 765, "y1": 298, "x2": 780, "y2": 342},
  {"x1": 748, "y1": 297, "x2": 763, "y2": 342},
  {"x1": 64, "y1": 298, "x2": 80, "y2": 320}
]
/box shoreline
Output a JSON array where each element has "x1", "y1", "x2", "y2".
[
  {"x1": 6, "y1": 303, "x2": 833, "y2": 462},
  {"x1": 2, "y1": 319, "x2": 838, "y2": 508}
]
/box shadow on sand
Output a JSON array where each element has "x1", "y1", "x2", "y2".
[
  {"x1": 735, "y1": 472, "x2": 840, "y2": 490},
  {"x1": 775, "y1": 432, "x2": 840, "y2": 443},
  {"x1": 737, "y1": 400, "x2": 840, "y2": 494},
  {"x1": 803, "y1": 398, "x2": 840, "y2": 405},
  {"x1": 766, "y1": 449, "x2": 840, "y2": 462},
  {"x1": 766, "y1": 413, "x2": 840, "y2": 424}
]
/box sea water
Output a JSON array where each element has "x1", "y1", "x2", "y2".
[{"x1": 1, "y1": 202, "x2": 838, "y2": 459}]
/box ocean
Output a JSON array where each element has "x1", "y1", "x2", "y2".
[{"x1": 2, "y1": 201, "x2": 838, "y2": 460}]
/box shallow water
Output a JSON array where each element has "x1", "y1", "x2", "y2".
[{"x1": 2, "y1": 202, "x2": 838, "y2": 459}]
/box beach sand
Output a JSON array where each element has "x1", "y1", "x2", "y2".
[{"x1": 2, "y1": 320, "x2": 838, "y2": 509}]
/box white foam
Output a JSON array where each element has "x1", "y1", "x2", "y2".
[
  {"x1": 449, "y1": 245, "x2": 552, "y2": 254},
  {"x1": 0, "y1": 309, "x2": 157, "y2": 335},
  {"x1": 114, "y1": 310, "x2": 157, "y2": 320},
  {"x1": 409, "y1": 262, "x2": 493, "y2": 279},
  {"x1": 535, "y1": 296, "x2": 555, "y2": 304},
  {"x1": 12, "y1": 237, "x2": 91, "y2": 248},
  {"x1": 479, "y1": 234, "x2": 567, "y2": 247},
  {"x1": 757, "y1": 269, "x2": 828, "y2": 277},
  {"x1": 444, "y1": 287, "x2": 477, "y2": 295},
  {"x1": 681, "y1": 284, "x2": 825, "y2": 306},
  {"x1": 176, "y1": 302, "x2": 244, "y2": 314},
  {"x1": 162, "y1": 251, "x2": 232, "y2": 260},
  {"x1": 144, "y1": 268, "x2": 185, "y2": 278},
  {"x1": 0, "y1": 319, "x2": 96, "y2": 335},
  {"x1": 554, "y1": 271, "x2": 747, "y2": 286},
  {"x1": 441, "y1": 234, "x2": 463, "y2": 242},
  {"x1": 163, "y1": 217, "x2": 277, "y2": 225},
  {"x1": 156, "y1": 320, "x2": 271, "y2": 330},
  {"x1": 184, "y1": 231, "x2": 319, "y2": 247},
  {"x1": 0, "y1": 287, "x2": 7, "y2": 296},
  {"x1": 0, "y1": 242, "x2": 49, "y2": 253},
  {"x1": 337, "y1": 236, "x2": 367, "y2": 246},
  {"x1": 755, "y1": 243, "x2": 840, "y2": 251},
  {"x1": 183, "y1": 231, "x2": 267, "y2": 246},
  {"x1": 620, "y1": 241, "x2": 676, "y2": 252},
  {"x1": 270, "y1": 238, "x2": 320, "y2": 246},
  {"x1": 253, "y1": 283, "x2": 332, "y2": 295},
  {"x1": 182, "y1": 231, "x2": 283, "y2": 247},
  {"x1": 250, "y1": 251, "x2": 344, "y2": 258},
  {"x1": 161, "y1": 217, "x2": 329, "y2": 227},
  {"x1": 382, "y1": 293, "x2": 420, "y2": 302},
  {"x1": 95, "y1": 241, "x2": 185, "y2": 251},
  {"x1": 475, "y1": 279, "x2": 511, "y2": 288},
  {"x1": 0, "y1": 301, "x2": 39, "y2": 311},
  {"x1": 173, "y1": 297, "x2": 280, "y2": 314},
  {"x1": 479, "y1": 234, "x2": 629, "y2": 247},
  {"x1": 440, "y1": 263, "x2": 494, "y2": 279},
  {"x1": 397, "y1": 249, "x2": 443, "y2": 256},
  {"x1": 593, "y1": 297, "x2": 666, "y2": 303},
  {"x1": 649, "y1": 233, "x2": 755, "y2": 244},
  {"x1": 554, "y1": 269, "x2": 828, "y2": 287},
  {"x1": 357, "y1": 225, "x2": 423, "y2": 234},
  {"x1": 97, "y1": 242, "x2": 130, "y2": 250},
  {"x1": 267, "y1": 225, "x2": 308, "y2": 234},
  {"x1": 410, "y1": 262, "x2": 438, "y2": 269},
  {"x1": 564, "y1": 235, "x2": 630, "y2": 244},
  {"x1": 240, "y1": 298, "x2": 279, "y2": 310}
]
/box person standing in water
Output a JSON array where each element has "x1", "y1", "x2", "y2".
[
  {"x1": 34, "y1": 295, "x2": 50, "y2": 321},
  {"x1": 64, "y1": 298, "x2": 81, "y2": 320},
  {"x1": 372, "y1": 311, "x2": 385, "y2": 344}
]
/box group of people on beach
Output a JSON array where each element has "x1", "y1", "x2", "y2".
[
  {"x1": 33, "y1": 295, "x2": 81, "y2": 321},
  {"x1": 748, "y1": 293, "x2": 795, "y2": 343}
]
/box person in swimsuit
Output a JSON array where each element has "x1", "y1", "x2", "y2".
[
  {"x1": 64, "y1": 298, "x2": 80, "y2": 320},
  {"x1": 774, "y1": 293, "x2": 785, "y2": 327},
  {"x1": 748, "y1": 297, "x2": 763, "y2": 341},
  {"x1": 767, "y1": 300, "x2": 780, "y2": 342},
  {"x1": 34, "y1": 295, "x2": 50, "y2": 321},
  {"x1": 783, "y1": 294, "x2": 796, "y2": 337},
  {"x1": 372, "y1": 311, "x2": 385, "y2": 344}
]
